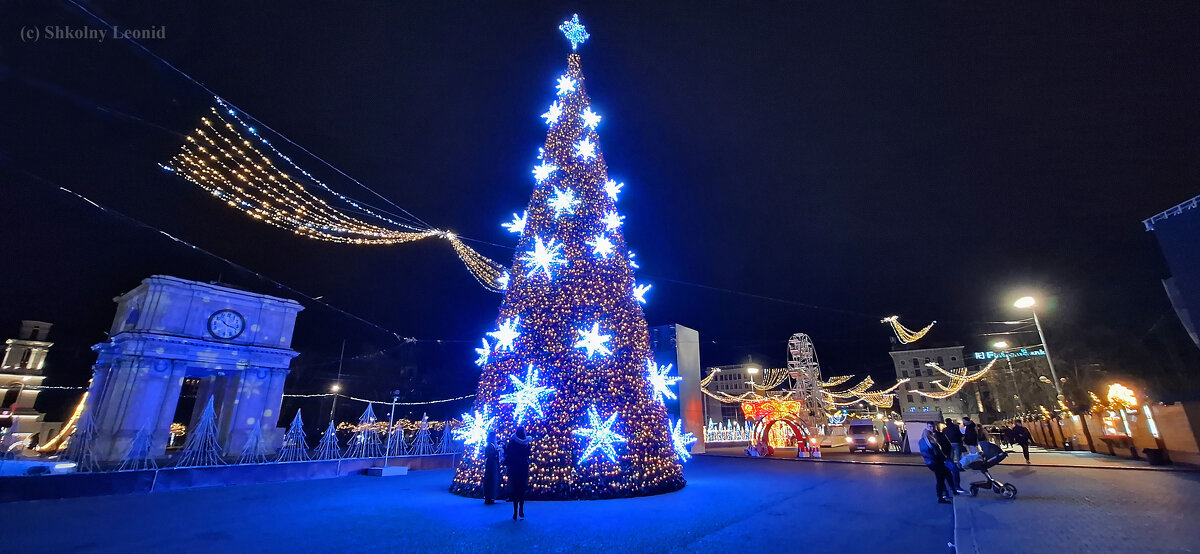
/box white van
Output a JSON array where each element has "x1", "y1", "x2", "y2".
[{"x1": 847, "y1": 419, "x2": 884, "y2": 453}]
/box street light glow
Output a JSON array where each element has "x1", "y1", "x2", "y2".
[
  {"x1": 331, "y1": 384, "x2": 341, "y2": 392},
  {"x1": 747, "y1": 366, "x2": 760, "y2": 374},
  {"x1": 993, "y1": 341, "x2": 1009, "y2": 349},
  {"x1": 1014, "y1": 296, "x2": 1036, "y2": 309}
]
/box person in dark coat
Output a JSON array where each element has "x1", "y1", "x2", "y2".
[
  {"x1": 1012, "y1": 420, "x2": 1033, "y2": 464},
  {"x1": 963, "y1": 417, "x2": 979, "y2": 454},
  {"x1": 935, "y1": 425, "x2": 965, "y2": 494},
  {"x1": 505, "y1": 426, "x2": 531, "y2": 520},
  {"x1": 482, "y1": 430, "x2": 500, "y2": 505},
  {"x1": 919, "y1": 423, "x2": 955, "y2": 504},
  {"x1": 942, "y1": 418, "x2": 964, "y2": 462}
]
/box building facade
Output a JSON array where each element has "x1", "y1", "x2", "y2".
[
  {"x1": 0, "y1": 321, "x2": 56, "y2": 439},
  {"x1": 702, "y1": 363, "x2": 759, "y2": 424},
  {"x1": 888, "y1": 345, "x2": 990, "y2": 421}
]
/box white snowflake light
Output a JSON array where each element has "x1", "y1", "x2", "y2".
[
  {"x1": 604, "y1": 179, "x2": 624, "y2": 201},
  {"x1": 548, "y1": 187, "x2": 578, "y2": 219},
  {"x1": 670, "y1": 419, "x2": 697, "y2": 462},
  {"x1": 647, "y1": 359, "x2": 681, "y2": 403},
  {"x1": 556, "y1": 75, "x2": 577, "y2": 96},
  {"x1": 603, "y1": 211, "x2": 624, "y2": 231},
  {"x1": 541, "y1": 102, "x2": 563, "y2": 126},
  {"x1": 633, "y1": 283, "x2": 652, "y2": 304},
  {"x1": 574, "y1": 322, "x2": 613, "y2": 359},
  {"x1": 559, "y1": 13, "x2": 590, "y2": 51},
  {"x1": 474, "y1": 338, "x2": 491, "y2": 367},
  {"x1": 573, "y1": 405, "x2": 626, "y2": 464},
  {"x1": 453, "y1": 407, "x2": 496, "y2": 457},
  {"x1": 502, "y1": 211, "x2": 527, "y2": 234},
  {"x1": 581, "y1": 107, "x2": 602, "y2": 130},
  {"x1": 588, "y1": 234, "x2": 615, "y2": 258},
  {"x1": 575, "y1": 138, "x2": 597, "y2": 161},
  {"x1": 532, "y1": 163, "x2": 558, "y2": 182},
  {"x1": 629, "y1": 251, "x2": 640, "y2": 269},
  {"x1": 521, "y1": 236, "x2": 567, "y2": 279},
  {"x1": 487, "y1": 316, "x2": 521, "y2": 352},
  {"x1": 500, "y1": 364, "x2": 556, "y2": 424}
]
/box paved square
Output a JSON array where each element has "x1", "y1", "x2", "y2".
[{"x1": 6, "y1": 456, "x2": 952, "y2": 552}]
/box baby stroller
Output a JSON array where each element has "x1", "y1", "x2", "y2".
[{"x1": 961, "y1": 441, "x2": 1018, "y2": 499}]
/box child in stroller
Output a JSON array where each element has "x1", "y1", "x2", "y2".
[{"x1": 958, "y1": 440, "x2": 1018, "y2": 499}]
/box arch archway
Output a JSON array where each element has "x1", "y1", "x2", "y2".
[{"x1": 758, "y1": 417, "x2": 807, "y2": 447}]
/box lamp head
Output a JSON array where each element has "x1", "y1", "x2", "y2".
[
  {"x1": 993, "y1": 341, "x2": 1009, "y2": 349},
  {"x1": 1014, "y1": 296, "x2": 1036, "y2": 309}
]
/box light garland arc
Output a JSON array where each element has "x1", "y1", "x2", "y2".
[
  {"x1": 163, "y1": 102, "x2": 507, "y2": 292},
  {"x1": 700, "y1": 332, "x2": 910, "y2": 412},
  {"x1": 907, "y1": 359, "x2": 999, "y2": 399},
  {"x1": 881, "y1": 315, "x2": 935, "y2": 344}
]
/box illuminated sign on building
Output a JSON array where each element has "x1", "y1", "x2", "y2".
[{"x1": 972, "y1": 348, "x2": 1046, "y2": 360}]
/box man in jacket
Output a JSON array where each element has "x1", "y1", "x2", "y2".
[
  {"x1": 963, "y1": 416, "x2": 979, "y2": 454},
  {"x1": 943, "y1": 418, "x2": 964, "y2": 461},
  {"x1": 919, "y1": 423, "x2": 955, "y2": 504},
  {"x1": 1012, "y1": 420, "x2": 1033, "y2": 463}
]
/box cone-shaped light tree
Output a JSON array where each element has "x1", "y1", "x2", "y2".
[{"x1": 451, "y1": 15, "x2": 685, "y2": 500}]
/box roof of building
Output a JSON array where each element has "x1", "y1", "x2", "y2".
[{"x1": 1144, "y1": 193, "x2": 1200, "y2": 231}]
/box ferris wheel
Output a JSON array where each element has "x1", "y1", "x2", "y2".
[{"x1": 787, "y1": 333, "x2": 828, "y2": 416}]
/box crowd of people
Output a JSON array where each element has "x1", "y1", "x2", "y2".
[{"x1": 919, "y1": 417, "x2": 1032, "y2": 503}]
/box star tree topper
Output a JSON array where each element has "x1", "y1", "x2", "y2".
[
  {"x1": 573, "y1": 405, "x2": 626, "y2": 464},
  {"x1": 500, "y1": 364, "x2": 556, "y2": 424},
  {"x1": 559, "y1": 13, "x2": 590, "y2": 50}
]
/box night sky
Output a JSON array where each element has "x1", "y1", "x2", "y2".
[{"x1": 3, "y1": 2, "x2": 1199, "y2": 420}]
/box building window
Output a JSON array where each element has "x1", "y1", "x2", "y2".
[
  {"x1": 900, "y1": 360, "x2": 906, "y2": 366},
  {"x1": 909, "y1": 407, "x2": 917, "y2": 412},
  {"x1": 951, "y1": 356, "x2": 957, "y2": 361},
  {"x1": 917, "y1": 382, "x2": 924, "y2": 390},
  {"x1": 902, "y1": 370, "x2": 908, "y2": 378},
  {"x1": 912, "y1": 358, "x2": 920, "y2": 369},
  {"x1": 921, "y1": 397, "x2": 927, "y2": 403},
  {"x1": 907, "y1": 394, "x2": 914, "y2": 403},
  {"x1": 937, "y1": 356, "x2": 944, "y2": 365}
]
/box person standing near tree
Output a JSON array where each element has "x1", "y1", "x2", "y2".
[
  {"x1": 505, "y1": 426, "x2": 531, "y2": 520},
  {"x1": 1012, "y1": 420, "x2": 1033, "y2": 464},
  {"x1": 943, "y1": 418, "x2": 964, "y2": 462},
  {"x1": 482, "y1": 430, "x2": 501, "y2": 505},
  {"x1": 963, "y1": 416, "x2": 979, "y2": 454}
]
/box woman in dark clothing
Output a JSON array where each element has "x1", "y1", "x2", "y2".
[
  {"x1": 505, "y1": 426, "x2": 531, "y2": 520},
  {"x1": 919, "y1": 424, "x2": 955, "y2": 504},
  {"x1": 482, "y1": 430, "x2": 500, "y2": 505},
  {"x1": 935, "y1": 426, "x2": 965, "y2": 494}
]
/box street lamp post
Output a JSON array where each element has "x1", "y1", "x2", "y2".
[{"x1": 1013, "y1": 297, "x2": 1064, "y2": 399}]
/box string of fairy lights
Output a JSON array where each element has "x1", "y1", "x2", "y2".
[
  {"x1": 881, "y1": 315, "x2": 936, "y2": 344},
  {"x1": 163, "y1": 103, "x2": 507, "y2": 292}
]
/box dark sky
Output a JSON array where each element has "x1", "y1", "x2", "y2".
[{"x1": 3, "y1": 1, "x2": 1199, "y2": 418}]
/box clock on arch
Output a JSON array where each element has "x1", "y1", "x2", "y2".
[{"x1": 207, "y1": 309, "x2": 245, "y2": 340}]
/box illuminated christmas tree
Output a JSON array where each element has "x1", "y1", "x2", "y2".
[{"x1": 451, "y1": 15, "x2": 686, "y2": 500}]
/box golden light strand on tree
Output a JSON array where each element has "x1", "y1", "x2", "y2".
[{"x1": 881, "y1": 315, "x2": 936, "y2": 344}]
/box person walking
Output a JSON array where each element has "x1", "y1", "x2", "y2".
[
  {"x1": 942, "y1": 418, "x2": 964, "y2": 462},
  {"x1": 505, "y1": 426, "x2": 531, "y2": 520},
  {"x1": 934, "y1": 423, "x2": 966, "y2": 494},
  {"x1": 962, "y1": 417, "x2": 979, "y2": 454},
  {"x1": 1012, "y1": 420, "x2": 1032, "y2": 464},
  {"x1": 919, "y1": 423, "x2": 955, "y2": 504},
  {"x1": 482, "y1": 430, "x2": 500, "y2": 505}
]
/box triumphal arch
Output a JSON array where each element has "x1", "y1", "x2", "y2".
[{"x1": 86, "y1": 275, "x2": 302, "y2": 462}]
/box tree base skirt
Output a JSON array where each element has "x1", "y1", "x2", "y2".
[{"x1": 448, "y1": 477, "x2": 686, "y2": 501}]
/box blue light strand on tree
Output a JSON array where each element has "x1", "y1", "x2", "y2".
[{"x1": 451, "y1": 14, "x2": 685, "y2": 500}]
